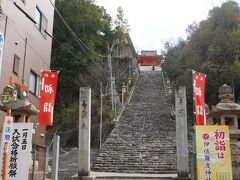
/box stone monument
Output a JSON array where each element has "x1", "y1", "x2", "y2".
[
  {"x1": 175, "y1": 86, "x2": 189, "y2": 177},
  {"x1": 207, "y1": 84, "x2": 240, "y2": 179}
]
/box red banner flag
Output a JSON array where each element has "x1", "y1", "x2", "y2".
[
  {"x1": 38, "y1": 71, "x2": 58, "y2": 126},
  {"x1": 193, "y1": 71, "x2": 206, "y2": 125}
]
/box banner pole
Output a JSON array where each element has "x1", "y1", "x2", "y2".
[
  {"x1": 187, "y1": 69, "x2": 206, "y2": 76},
  {"x1": 192, "y1": 71, "x2": 197, "y2": 180},
  {"x1": 2, "y1": 77, "x2": 14, "y2": 180},
  {"x1": 2, "y1": 109, "x2": 11, "y2": 180},
  {"x1": 3, "y1": 142, "x2": 8, "y2": 180}
]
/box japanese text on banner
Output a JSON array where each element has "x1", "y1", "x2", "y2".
[
  {"x1": 193, "y1": 72, "x2": 206, "y2": 125},
  {"x1": 38, "y1": 71, "x2": 58, "y2": 126},
  {"x1": 196, "y1": 126, "x2": 233, "y2": 180}
]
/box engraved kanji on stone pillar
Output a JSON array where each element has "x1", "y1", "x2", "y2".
[
  {"x1": 175, "y1": 86, "x2": 189, "y2": 177},
  {"x1": 78, "y1": 87, "x2": 91, "y2": 177}
]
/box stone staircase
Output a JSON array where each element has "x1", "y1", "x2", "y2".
[{"x1": 92, "y1": 71, "x2": 177, "y2": 174}]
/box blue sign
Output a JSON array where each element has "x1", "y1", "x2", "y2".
[
  {"x1": 0, "y1": 32, "x2": 4, "y2": 46},
  {"x1": 3, "y1": 116, "x2": 13, "y2": 143}
]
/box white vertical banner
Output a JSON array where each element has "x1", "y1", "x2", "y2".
[
  {"x1": 0, "y1": 32, "x2": 4, "y2": 79},
  {"x1": 0, "y1": 123, "x2": 33, "y2": 180},
  {"x1": 2, "y1": 116, "x2": 13, "y2": 143}
]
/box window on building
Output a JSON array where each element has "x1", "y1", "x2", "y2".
[
  {"x1": 29, "y1": 71, "x2": 40, "y2": 96},
  {"x1": 35, "y1": 7, "x2": 41, "y2": 30},
  {"x1": 35, "y1": 7, "x2": 48, "y2": 38},
  {"x1": 225, "y1": 117, "x2": 234, "y2": 126},
  {"x1": 41, "y1": 15, "x2": 48, "y2": 38},
  {"x1": 13, "y1": 54, "x2": 20, "y2": 75}
]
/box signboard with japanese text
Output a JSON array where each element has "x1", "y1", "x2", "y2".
[
  {"x1": 193, "y1": 71, "x2": 206, "y2": 125},
  {"x1": 196, "y1": 126, "x2": 233, "y2": 180},
  {"x1": 38, "y1": 71, "x2": 59, "y2": 126},
  {"x1": 3, "y1": 116, "x2": 13, "y2": 143},
  {"x1": 0, "y1": 123, "x2": 33, "y2": 180}
]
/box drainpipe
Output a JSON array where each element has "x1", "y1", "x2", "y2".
[{"x1": 22, "y1": 38, "x2": 27, "y2": 84}]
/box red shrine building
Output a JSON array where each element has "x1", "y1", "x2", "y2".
[{"x1": 137, "y1": 50, "x2": 160, "y2": 66}]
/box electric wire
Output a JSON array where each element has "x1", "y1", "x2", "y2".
[
  {"x1": 116, "y1": 63, "x2": 130, "y2": 80},
  {"x1": 7, "y1": 0, "x2": 110, "y2": 78},
  {"x1": 76, "y1": 0, "x2": 87, "y2": 39},
  {"x1": 6, "y1": 0, "x2": 132, "y2": 86},
  {"x1": 28, "y1": 0, "x2": 130, "y2": 80},
  {"x1": 48, "y1": 0, "x2": 105, "y2": 58},
  {"x1": 52, "y1": 19, "x2": 109, "y2": 77}
]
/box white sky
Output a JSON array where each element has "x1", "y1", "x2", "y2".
[{"x1": 95, "y1": 0, "x2": 224, "y2": 54}]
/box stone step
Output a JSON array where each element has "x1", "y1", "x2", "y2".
[{"x1": 92, "y1": 72, "x2": 177, "y2": 174}]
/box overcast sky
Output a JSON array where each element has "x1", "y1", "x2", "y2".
[{"x1": 95, "y1": 0, "x2": 224, "y2": 54}]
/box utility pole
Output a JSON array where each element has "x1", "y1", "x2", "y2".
[
  {"x1": 108, "y1": 53, "x2": 114, "y2": 111},
  {"x1": 113, "y1": 76, "x2": 117, "y2": 115},
  {"x1": 108, "y1": 41, "x2": 119, "y2": 112},
  {"x1": 128, "y1": 59, "x2": 132, "y2": 84},
  {"x1": 100, "y1": 82, "x2": 103, "y2": 148}
]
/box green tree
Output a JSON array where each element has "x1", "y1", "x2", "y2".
[
  {"x1": 50, "y1": 0, "x2": 131, "y2": 134},
  {"x1": 162, "y1": 1, "x2": 240, "y2": 125},
  {"x1": 114, "y1": 6, "x2": 130, "y2": 33}
]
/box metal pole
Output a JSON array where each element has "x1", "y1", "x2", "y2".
[
  {"x1": 2, "y1": 78, "x2": 13, "y2": 180},
  {"x1": 122, "y1": 83, "x2": 124, "y2": 106},
  {"x1": 191, "y1": 70, "x2": 197, "y2": 180},
  {"x1": 2, "y1": 109, "x2": 11, "y2": 180},
  {"x1": 128, "y1": 60, "x2": 132, "y2": 84},
  {"x1": 0, "y1": 16, "x2": 7, "y2": 84},
  {"x1": 22, "y1": 38, "x2": 27, "y2": 84},
  {"x1": 32, "y1": 124, "x2": 38, "y2": 180},
  {"x1": 32, "y1": 70, "x2": 42, "y2": 180},
  {"x1": 108, "y1": 54, "x2": 114, "y2": 111},
  {"x1": 113, "y1": 76, "x2": 117, "y2": 114},
  {"x1": 3, "y1": 142, "x2": 8, "y2": 180},
  {"x1": 100, "y1": 82, "x2": 103, "y2": 148}
]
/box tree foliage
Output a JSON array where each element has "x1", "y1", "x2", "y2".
[
  {"x1": 50, "y1": 0, "x2": 131, "y2": 133},
  {"x1": 162, "y1": 1, "x2": 240, "y2": 124}
]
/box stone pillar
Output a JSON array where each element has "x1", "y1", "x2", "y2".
[
  {"x1": 233, "y1": 115, "x2": 238, "y2": 128},
  {"x1": 51, "y1": 135, "x2": 60, "y2": 180},
  {"x1": 79, "y1": 87, "x2": 91, "y2": 177},
  {"x1": 175, "y1": 86, "x2": 189, "y2": 177},
  {"x1": 45, "y1": 147, "x2": 49, "y2": 177},
  {"x1": 220, "y1": 116, "x2": 225, "y2": 125},
  {"x1": 231, "y1": 142, "x2": 240, "y2": 179},
  {"x1": 38, "y1": 147, "x2": 45, "y2": 171}
]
